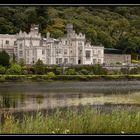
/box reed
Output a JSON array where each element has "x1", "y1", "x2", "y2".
[{"x1": 1, "y1": 107, "x2": 140, "y2": 134}]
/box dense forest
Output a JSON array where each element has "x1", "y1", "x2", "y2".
[{"x1": 0, "y1": 6, "x2": 140, "y2": 57}]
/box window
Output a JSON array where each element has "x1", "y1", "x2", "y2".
[
  {"x1": 32, "y1": 50, "x2": 34, "y2": 56},
  {"x1": 56, "y1": 49, "x2": 62, "y2": 54},
  {"x1": 93, "y1": 59, "x2": 97, "y2": 64},
  {"x1": 64, "y1": 49, "x2": 67, "y2": 55},
  {"x1": 98, "y1": 50, "x2": 101, "y2": 55},
  {"x1": 46, "y1": 49, "x2": 50, "y2": 56},
  {"x1": 19, "y1": 44, "x2": 22, "y2": 49},
  {"x1": 78, "y1": 47, "x2": 82, "y2": 55},
  {"x1": 19, "y1": 51, "x2": 23, "y2": 57},
  {"x1": 26, "y1": 58, "x2": 29, "y2": 63},
  {"x1": 32, "y1": 58, "x2": 34, "y2": 64},
  {"x1": 70, "y1": 50, "x2": 72, "y2": 54},
  {"x1": 93, "y1": 50, "x2": 96, "y2": 55},
  {"x1": 86, "y1": 50, "x2": 91, "y2": 59},
  {"x1": 70, "y1": 58, "x2": 74, "y2": 63},
  {"x1": 65, "y1": 41, "x2": 67, "y2": 45},
  {"x1": 78, "y1": 42, "x2": 82, "y2": 46},
  {"x1": 59, "y1": 58, "x2": 62, "y2": 64},
  {"x1": 5, "y1": 40, "x2": 9, "y2": 45},
  {"x1": 14, "y1": 41, "x2": 16, "y2": 45},
  {"x1": 47, "y1": 44, "x2": 50, "y2": 47},
  {"x1": 26, "y1": 51, "x2": 29, "y2": 56},
  {"x1": 64, "y1": 58, "x2": 68, "y2": 64},
  {"x1": 42, "y1": 50, "x2": 45, "y2": 55},
  {"x1": 98, "y1": 59, "x2": 101, "y2": 64},
  {"x1": 46, "y1": 58, "x2": 49, "y2": 64},
  {"x1": 56, "y1": 58, "x2": 59, "y2": 64},
  {"x1": 59, "y1": 50, "x2": 62, "y2": 54}
]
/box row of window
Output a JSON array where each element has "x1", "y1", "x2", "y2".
[
  {"x1": 85, "y1": 50, "x2": 102, "y2": 59},
  {"x1": 56, "y1": 58, "x2": 75, "y2": 64},
  {"x1": 3, "y1": 40, "x2": 16, "y2": 45},
  {"x1": 93, "y1": 59, "x2": 102, "y2": 64},
  {"x1": 19, "y1": 50, "x2": 102, "y2": 58}
]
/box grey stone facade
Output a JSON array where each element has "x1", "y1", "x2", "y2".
[{"x1": 0, "y1": 24, "x2": 131, "y2": 66}]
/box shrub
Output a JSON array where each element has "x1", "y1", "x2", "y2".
[
  {"x1": 27, "y1": 67, "x2": 35, "y2": 74},
  {"x1": 120, "y1": 67, "x2": 129, "y2": 75},
  {"x1": 66, "y1": 68, "x2": 77, "y2": 75},
  {"x1": 47, "y1": 72, "x2": 56, "y2": 79},
  {"x1": 0, "y1": 65, "x2": 6, "y2": 74},
  {"x1": 79, "y1": 69, "x2": 89, "y2": 75},
  {"x1": 92, "y1": 64, "x2": 108, "y2": 75},
  {"x1": 55, "y1": 67, "x2": 62, "y2": 75},
  {"x1": 130, "y1": 67, "x2": 140, "y2": 74},
  {"x1": 21, "y1": 66, "x2": 28, "y2": 75},
  {"x1": 6, "y1": 64, "x2": 22, "y2": 75},
  {"x1": 45, "y1": 66, "x2": 63, "y2": 75}
]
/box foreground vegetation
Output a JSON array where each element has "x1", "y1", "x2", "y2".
[{"x1": 1, "y1": 107, "x2": 140, "y2": 134}]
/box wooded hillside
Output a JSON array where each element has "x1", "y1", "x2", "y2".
[{"x1": 0, "y1": 6, "x2": 140, "y2": 56}]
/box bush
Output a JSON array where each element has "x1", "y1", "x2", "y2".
[
  {"x1": 45, "y1": 66, "x2": 62, "y2": 75},
  {"x1": 120, "y1": 67, "x2": 130, "y2": 75},
  {"x1": 92, "y1": 64, "x2": 108, "y2": 75},
  {"x1": 55, "y1": 67, "x2": 62, "y2": 75},
  {"x1": 66, "y1": 68, "x2": 77, "y2": 75},
  {"x1": 27, "y1": 67, "x2": 35, "y2": 74},
  {"x1": 79, "y1": 69, "x2": 89, "y2": 75},
  {"x1": 47, "y1": 72, "x2": 56, "y2": 79},
  {"x1": 21, "y1": 66, "x2": 28, "y2": 75},
  {"x1": 130, "y1": 67, "x2": 140, "y2": 74},
  {"x1": 0, "y1": 65, "x2": 6, "y2": 74},
  {"x1": 6, "y1": 64, "x2": 22, "y2": 75}
]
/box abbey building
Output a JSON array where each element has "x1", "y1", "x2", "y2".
[{"x1": 0, "y1": 24, "x2": 104, "y2": 65}]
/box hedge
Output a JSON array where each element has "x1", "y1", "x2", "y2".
[{"x1": 1, "y1": 75, "x2": 140, "y2": 82}]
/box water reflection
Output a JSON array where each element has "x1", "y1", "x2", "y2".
[{"x1": 0, "y1": 81, "x2": 140, "y2": 113}]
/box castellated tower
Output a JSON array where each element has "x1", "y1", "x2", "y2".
[
  {"x1": 30, "y1": 24, "x2": 39, "y2": 35},
  {"x1": 66, "y1": 23, "x2": 73, "y2": 37}
]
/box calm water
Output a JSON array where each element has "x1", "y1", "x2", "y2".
[{"x1": 0, "y1": 81, "x2": 140, "y2": 113}]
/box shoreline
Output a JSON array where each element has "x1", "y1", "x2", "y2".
[{"x1": 1, "y1": 74, "x2": 140, "y2": 82}]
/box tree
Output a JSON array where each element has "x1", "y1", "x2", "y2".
[
  {"x1": 12, "y1": 53, "x2": 16, "y2": 64},
  {"x1": 0, "y1": 50, "x2": 10, "y2": 66},
  {"x1": 35, "y1": 59, "x2": 45, "y2": 75},
  {"x1": 0, "y1": 65, "x2": 6, "y2": 74}
]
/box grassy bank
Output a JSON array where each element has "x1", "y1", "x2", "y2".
[
  {"x1": 1, "y1": 74, "x2": 140, "y2": 82},
  {"x1": 1, "y1": 107, "x2": 140, "y2": 134}
]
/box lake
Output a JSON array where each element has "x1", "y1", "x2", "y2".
[{"x1": 1, "y1": 81, "x2": 140, "y2": 117}]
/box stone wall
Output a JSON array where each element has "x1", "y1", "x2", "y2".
[{"x1": 104, "y1": 54, "x2": 131, "y2": 64}]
